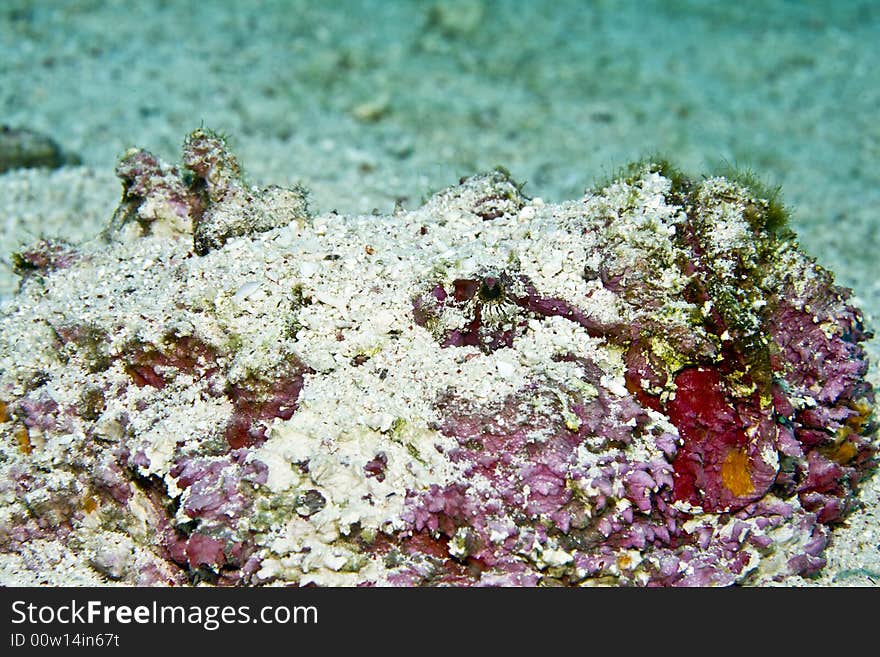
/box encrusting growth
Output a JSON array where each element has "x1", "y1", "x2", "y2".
[
  {"x1": 0, "y1": 130, "x2": 874, "y2": 586},
  {"x1": 107, "y1": 128, "x2": 311, "y2": 253}
]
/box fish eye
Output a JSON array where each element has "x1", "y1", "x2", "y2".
[{"x1": 478, "y1": 277, "x2": 503, "y2": 302}]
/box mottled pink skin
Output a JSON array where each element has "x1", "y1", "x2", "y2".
[
  {"x1": 13, "y1": 239, "x2": 80, "y2": 276},
  {"x1": 184, "y1": 534, "x2": 227, "y2": 569},
  {"x1": 116, "y1": 150, "x2": 169, "y2": 196},
  {"x1": 396, "y1": 264, "x2": 875, "y2": 585},
  {"x1": 144, "y1": 449, "x2": 269, "y2": 581},
  {"x1": 115, "y1": 148, "x2": 196, "y2": 223},
  {"x1": 136, "y1": 562, "x2": 186, "y2": 586},
  {"x1": 170, "y1": 449, "x2": 268, "y2": 528},
  {"x1": 0, "y1": 466, "x2": 76, "y2": 551},
  {"x1": 19, "y1": 322, "x2": 281, "y2": 583},
  {"x1": 94, "y1": 452, "x2": 133, "y2": 505},
  {"x1": 771, "y1": 298, "x2": 870, "y2": 405},
  {"x1": 44, "y1": 325, "x2": 303, "y2": 582},
  {"x1": 767, "y1": 285, "x2": 876, "y2": 524},
  {"x1": 364, "y1": 452, "x2": 388, "y2": 482},
  {"x1": 397, "y1": 375, "x2": 688, "y2": 584},
  {"x1": 623, "y1": 341, "x2": 668, "y2": 412},
  {"x1": 413, "y1": 273, "x2": 625, "y2": 354},
  {"x1": 15, "y1": 393, "x2": 63, "y2": 433},
  {"x1": 667, "y1": 367, "x2": 778, "y2": 512},
  {"x1": 181, "y1": 129, "x2": 241, "y2": 205},
  {"x1": 368, "y1": 529, "x2": 540, "y2": 587},
  {"x1": 3, "y1": 151, "x2": 876, "y2": 587},
  {"x1": 114, "y1": 332, "x2": 309, "y2": 451},
  {"x1": 224, "y1": 365, "x2": 310, "y2": 449},
  {"x1": 116, "y1": 449, "x2": 268, "y2": 583},
  {"x1": 123, "y1": 335, "x2": 219, "y2": 390},
  {"x1": 517, "y1": 279, "x2": 627, "y2": 339}
]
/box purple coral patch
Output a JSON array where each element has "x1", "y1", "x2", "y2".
[{"x1": 224, "y1": 366, "x2": 310, "y2": 449}]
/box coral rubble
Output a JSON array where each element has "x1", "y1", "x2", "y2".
[{"x1": 0, "y1": 131, "x2": 875, "y2": 586}]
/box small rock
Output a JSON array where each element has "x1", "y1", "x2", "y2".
[{"x1": 0, "y1": 125, "x2": 80, "y2": 173}]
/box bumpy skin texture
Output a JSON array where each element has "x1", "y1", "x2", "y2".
[{"x1": 0, "y1": 133, "x2": 875, "y2": 586}]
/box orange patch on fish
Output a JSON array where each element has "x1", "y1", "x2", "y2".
[{"x1": 721, "y1": 447, "x2": 754, "y2": 497}]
